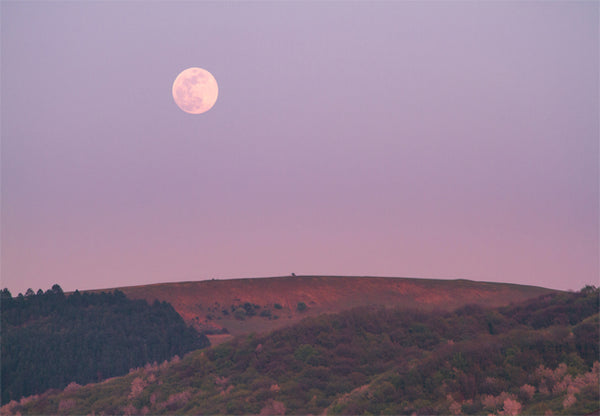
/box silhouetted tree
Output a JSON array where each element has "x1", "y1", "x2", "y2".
[{"x1": 51, "y1": 284, "x2": 64, "y2": 296}]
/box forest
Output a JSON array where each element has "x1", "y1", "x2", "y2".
[
  {"x1": 1, "y1": 285, "x2": 209, "y2": 404},
  {"x1": 2, "y1": 285, "x2": 597, "y2": 415}
]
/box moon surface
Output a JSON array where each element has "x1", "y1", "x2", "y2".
[{"x1": 172, "y1": 67, "x2": 218, "y2": 114}]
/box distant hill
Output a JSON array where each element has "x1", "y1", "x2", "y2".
[
  {"x1": 5, "y1": 286, "x2": 598, "y2": 416},
  {"x1": 104, "y1": 276, "x2": 558, "y2": 341}
]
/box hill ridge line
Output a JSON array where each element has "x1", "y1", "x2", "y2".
[{"x1": 86, "y1": 275, "x2": 556, "y2": 293}]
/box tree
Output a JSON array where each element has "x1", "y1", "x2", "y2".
[
  {"x1": 1, "y1": 289, "x2": 13, "y2": 309},
  {"x1": 51, "y1": 284, "x2": 64, "y2": 296},
  {"x1": 581, "y1": 285, "x2": 598, "y2": 295}
]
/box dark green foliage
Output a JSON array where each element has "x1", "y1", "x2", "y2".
[
  {"x1": 1, "y1": 286, "x2": 209, "y2": 404},
  {"x1": 242, "y1": 302, "x2": 256, "y2": 317},
  {"x1": 500, "y1": 289, "x2": 599, "y2": 329},
  {"x1": 296, "y1": 301, "x2": 307, "y2": 312},
  {"x1": 233, "y1": 308, "x2": 247, "y2": 320}
]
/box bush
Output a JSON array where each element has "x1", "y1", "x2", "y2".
[
  {"x1": 234, "y1": 308, "x2": 247, "y2": 320},
  {"x1": 243, "y1": 303, "x2": 257, "y2": 317}
]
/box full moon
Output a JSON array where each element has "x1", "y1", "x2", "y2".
[{"x1": 172, "y1": 67, "x2": 218, "y2": 114}]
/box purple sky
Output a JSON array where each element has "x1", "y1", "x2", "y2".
[{"x1": 2, "y1": 1, "x2": 598, "y2": 294}]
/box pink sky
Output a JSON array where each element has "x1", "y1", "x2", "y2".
[{"x1": 1, "y1": 1, "x2": 598, "y2": 294}]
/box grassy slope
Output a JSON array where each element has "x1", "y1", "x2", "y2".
[{"x1": 98, "y1": 276, "x2": 557, "y2": 338}]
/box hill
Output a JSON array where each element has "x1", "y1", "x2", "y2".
[
  {"x1": 106, "y1": 275, "x2": 557, "y2": 341},
  {"x1": 5, "y1": 286, "x2": 598, "y2": 415}
]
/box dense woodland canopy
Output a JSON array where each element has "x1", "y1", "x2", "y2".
[
  {"x1": 2, "y1": 285, "x2": 598, "y2": 415},
  {"x1": 1, "y1": 285, "x2": 209, "y2": 404}
]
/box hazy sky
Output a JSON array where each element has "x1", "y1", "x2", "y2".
[{"x1": 2, "y1": 1, "x2": 598, "y2": 294}]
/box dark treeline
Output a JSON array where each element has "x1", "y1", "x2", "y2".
[{"x1": 1, "y1": 285, "x2": 210, "y2": 404}]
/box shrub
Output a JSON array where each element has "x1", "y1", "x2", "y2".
[
  {"x1": 58, "y1": 399, "x2": 76, "y2": 413},
  {"x1": 243, "y1": 303, "x2": 256, "y2": 316},
  {"x1": 260, "y1": 399, "x2": 286, "y2": 415},
  {"x1": 294, "y1": 344, "x2": 317, "y2": 363},
  {"x1": 234, "y1": 308, "x2": 247, "y2": 320}
]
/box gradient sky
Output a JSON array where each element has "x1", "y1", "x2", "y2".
[{"x1": 1, "y1": 1, "x2": 598, "y2": 295}]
